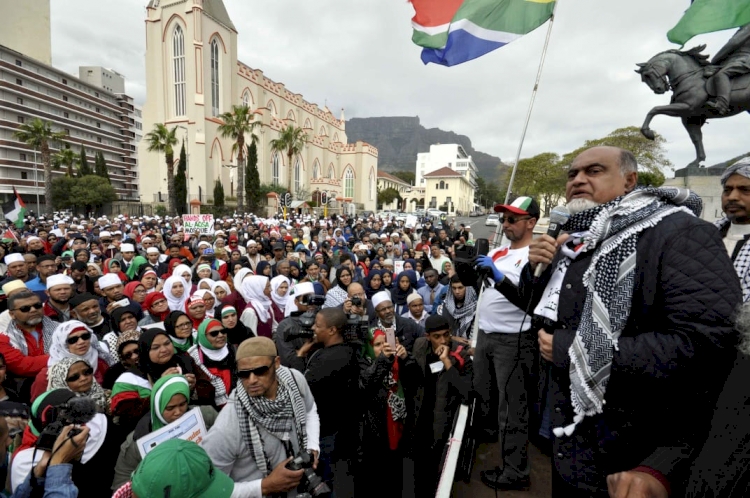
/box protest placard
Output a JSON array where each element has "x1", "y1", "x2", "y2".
[
  {"x1": 136, "y1": 407, "x2": 207, "y2": 458},
  {"x1": 182, "y1": 214, "x2": 214, "y2": 237}
]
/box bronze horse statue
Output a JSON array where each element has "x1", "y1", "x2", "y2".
[{"x1": 636, "y1": 45, "x2": 750, "y2": 167}]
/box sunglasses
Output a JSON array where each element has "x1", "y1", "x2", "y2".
[
  {"x1": 13, "y1": 302, "x2": 43, "y2": 313},
  {"x1": 66, "y1": 367, "x2": 94, "y2": 383},
  {"x1": 237, "y1": 361, "x2": 276, "y2": 379},
  {"x1": 121, "y1": 350, "x2": 138, "y2": 360},
  {"x1": 500, "y1": 216, "x2": 531, "y2": 225},
  {"x1": 207, "y1": 328, "x2": 227, "y2": 338},
  {"x1": 66, "y1": 332, "x2": 92, "y2": 345}
]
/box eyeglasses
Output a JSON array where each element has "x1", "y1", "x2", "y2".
[
  {"x1": 66, "y1": 332, "x2": 92, "y2": 345},
  {"x1": 134, "y1": 288, "x2": 147, "y2": 294},
  {"x1": 175, "y1": 322, "x2": 192, "y2": 330},
  {"x1": 500, "y1": 216, "x2": 531, "y2": 225},
  {"x1": 207, "y1": 328, "x2": 228, "y2": 338},
  {"x1": 66, "y1": 367, "x2": 94, "y2": 383},
  {"x1": 12, "y1": 303, "x2": 43, "y2": 313},
  {"x1": 151, "y1": 299, "x2": 167, "y2": 307},
  {"x1": 237, "y1": 361, "x2": 276, "y2": 379}
]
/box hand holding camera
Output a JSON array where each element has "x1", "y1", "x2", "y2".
[{"x1": 33, "y1": 425, "x2": 90, "y2": 478}]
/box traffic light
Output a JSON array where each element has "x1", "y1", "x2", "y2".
[
  {"x1": 321, "y1": 191, "x2": 327, "y2": 205},
  {"x1": 284, "y1": 192, "x2": 292, "y2": 207},
  {"x1": 279, "y1": 194, "x2": 286, "y2": 208}
]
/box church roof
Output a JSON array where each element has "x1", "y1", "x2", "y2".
[{"x1": 148, "y1": 0, "x2": 236, "y2": 31}]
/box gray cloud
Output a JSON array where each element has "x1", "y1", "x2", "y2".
[{"x1": 49, "y1": 0, "x2": 747, "y2": 170}]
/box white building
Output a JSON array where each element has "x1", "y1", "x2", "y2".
[
  {"x1": 0, "y1": 0, "x2": 51, "y2": 66},
  {"x1": 424, "y1": 167, "x2": 475, "y2": 215},
  {"x1": 416, "y1": 144, "x2": 478, "y2": 190},
  {"x1": 78, "y1": 66, "x2": 126, "y2": 95},
  {"x1": 139, "y1": 0, "x2": 378, "y2": 212},
  {"x1": 377, "y1": 170, "x2": 411, "y2": 210}
]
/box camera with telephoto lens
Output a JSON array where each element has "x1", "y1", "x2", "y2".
[
  {"x1": 350, "y1": 296, "x2": 363, "y2": 307},
  {"x1": 284, "y1": 295, "x2": 326, "y2": 342},
  {"x1": 285, "y1": 450, "x2": 330, "y2": 498},
  {"x1": 36, "y1": 397, "x2": 97, "y2": 452}
]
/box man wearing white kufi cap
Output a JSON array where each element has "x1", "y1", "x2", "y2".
[
  {"x1": 0, "y1": 253, "x2": 30, "y2": 289},
  {"x1": 116, "y1": 243, "x2": 137, "y2": 273},
  {"x1": 275, "y1": 282, "x2": 319, "y2": 371},
  {"x1": 371, "y1": 291, "x2": 423, "y2": 352},
  {"x1": 44, "y1": 274, "x2": 74, "y2": 323},
  {"x1": 718, "y1": 156, "x2": 750, "y2": 301}
]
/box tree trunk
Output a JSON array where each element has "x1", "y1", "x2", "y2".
[
  {"x1": 287, "y1": 150, "x2": 293, "y2": 195},
  {"x1": 236, "y1": 138, "x2": 245, "y2": 213},
  {"x1": 166, "y1": 153, "x2": 176, "y2": 216},
  {"x1": 42, "y1": 142, "x2": 52, "y2": 215}
]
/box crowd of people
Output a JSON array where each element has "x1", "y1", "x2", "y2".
[{"x1": 0, "y1": 145, "x2": 749, "y2": 498}]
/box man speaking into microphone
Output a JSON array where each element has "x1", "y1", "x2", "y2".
[{"x1": 515, "y1": 146, "x2": 739, "y2": 497}]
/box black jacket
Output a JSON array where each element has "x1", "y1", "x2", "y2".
[
  {"x1": 369, "y1": 314, "x2": 424, "y2": 352},
  {"x1": 511, "y1": 212, "x2": 740, "y2": 494}
]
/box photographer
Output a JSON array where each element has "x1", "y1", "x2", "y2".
[
  {"x1": 341, "y1": 282, "x2": 376, "y2": 323},
  {"x1": 370, "y1": 292, "x2": 423, "y2": 352},
  {"x1": 274, "y1": 283, "x2": 320, "y2": 372}
]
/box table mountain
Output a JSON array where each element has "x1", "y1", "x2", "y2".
[{"x1": 345, "y1": 116, "x2": 508, "y2": 181}]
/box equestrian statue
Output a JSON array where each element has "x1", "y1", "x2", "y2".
[{"x1": 637, "y1": 24, "x2": 750, "y2": 167}]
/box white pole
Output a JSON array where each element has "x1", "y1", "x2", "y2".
[{"x1": 492, "y1": 2, "x2": 560, "y2": 247}]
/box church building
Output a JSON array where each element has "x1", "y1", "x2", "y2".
[{"x1": 139, "y1": 0, "x2": 378, "y2": 213}]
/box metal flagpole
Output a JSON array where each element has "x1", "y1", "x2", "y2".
[{"x1": 492, "y1": 1, "x2": 560, "y2": 247}]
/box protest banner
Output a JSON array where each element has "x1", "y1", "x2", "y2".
[
  {"x1": 136, "y1": 407, "x2": 207, "y2": 458},
  {"x1": 182, "y1": 214, "x2": 214, "y2": 237}
]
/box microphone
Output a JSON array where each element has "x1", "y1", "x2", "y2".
[
  {"x1": 474, "y1": 238, "x2": 490, "y2": 257},
  {"x1": 533, "y1": 205, "x2": 571, "y2": 278}
]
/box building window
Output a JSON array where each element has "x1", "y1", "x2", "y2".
[
  {"x1": 17, "y1": 97, "x2": 23, "y2": 105},
  {"x1": 344, "y1": 168, "x2": 354, "y2": 198},
  {"x1": 20, "y1": 153, "x2": 26, "y2": 161},
  {"x1": 64, "y1": 112, "x2": 69, "y2": 119},
  {"x1": 15, "y1": 59, "x2": 21, "y2": 67},
  {"x1": 172, "y1": 25, "x2": 186, "y2": 116},
  {"x1": 95, "y1": 107, "x2": 100, "y2": 113},
  {"x1": 328, "y1": 165, "x2": 335, "y2": 179},
  {"x1": 242, "y1": 90, "x2": 250, "y2": 108},
  {"x1": 272, "y1": 153, "x2": 280, "y2": 185},
  {"x1": 369, "y1": 171, "x2": 375, "y2": 201},
  {"x1": 63, "y1": 95, "x2": 68, "y2": 102},
  {"x1": 439, "y1": 180, "x2": 445, "y2": 189},
  {"x1": 21, "y1": 172, "x2": 28, "y2": 180},
  {"x1": 15, "y1": 79, "x2": 22, "y2": 86},
  {"x1": 210, "y1": 39, "x2": 220, "y2": 117},
  {"x1": 17, "y1": 116, "x2": 24, "y2": 124},
  {"x1": 97, "y1": 137, "x2": 102, "y2": 143},
  {"x1": 294, "y1": 158, "x2": 301, "y2": 193},
  {"x1": 62, "y1": 78, "x2": 67, "y2": 85},
  {"x1": 312, "y1": 160, "x2": 320, "y2": 179},
  {"x1": 96, "y1": 122, "x2": 101, "y2": 128},
  {"x1": 64, "y1": 128, "x2": 70, "y2": 135}
]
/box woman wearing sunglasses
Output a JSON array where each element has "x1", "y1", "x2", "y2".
[
  {"x1": 188, "y1": 319, "x2": 237, "y2": 408},
  {"x1": 102, "y1": 307, "x2": 143, "y2": 363},
  {"x1": 30, "y1": 320, "x2": 114, "y2": 402},
  {"x1": 216, "y1": 304, "x2": 254, "y2": 347},
  {"x1": 102, "y1": 330, "x2": 141, "y2": 390},
  {"x1": 48, "y1": 357, "x2": 109, "y2": 413}
]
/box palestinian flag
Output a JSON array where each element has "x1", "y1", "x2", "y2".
[
  {"x1": 110, "y1": 372, "x2": 152, "y2": 414},
  {"x1": 1, "y1": 229, "x2": 17, "y2": 244},
  {"x1": 2, "y1": 188, "x2": 26, "y2": 229}
]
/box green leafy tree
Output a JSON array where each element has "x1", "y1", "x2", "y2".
[
  {"x1": 174, "y1": 144, "x2": 187, "y2": 215},
  {"x1": 78, "y1": 146, "x2": 92, "y2": 177},
  {"x1": 637, "y1": 171, "x2": 665, "y2": 187},
  {"x1": 217, "y1": 105, "x2": 259, "y2": 213},
  {"x1": 67, "y1": 175, "x2": 117, "y2": 215},
  {"x1": 270, "y1": 125, "x2": 308, "y2": 196},
  {"x1": 500, "y1": 153, "x2": 566, "y2": 216},
  {"x1": 13, "y1": 118, "x2": 67, "y2": 214},
  {"x1": 94, "y1": 151, "x2": 110, "y2": 183},
  {"x1": 476, "y1": 177, "x2": 503, "y2": 210},
  {"x1": 377, "y1": 187, "x2": 401, "y2": 209},
  {"x1": 52, "y1": 145, "x2": 78, "y2": 178},
  {"x1": 50, "y1": 176, "x2": 77, "y2": 210},
  {"x1": 145, "y1": 123, "x2": 179, "y2": 215},
  {"x1": 213, "y1": 179, "x2": 225, "y2": 207},
  {"x1": 245, "y1": 142, "x2": 261, "y2": 212},
  {"x1": 391, "y1": 171, "x2": 415, "y2": 185}
]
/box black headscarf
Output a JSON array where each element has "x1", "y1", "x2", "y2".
[
  {"x1": 110, "y1": 306, "x2": 137, "y2": 335},
  {"x1": 215, "y1": 303, "x2": 254, "y2": 347},
  {"x1": 364, "y1": 269, "x2": 383, "y2": 299},
  {"x1": 163, "y1": 310, "x2": 194, "y2": 353},
  {"x1": 134, "y1": 328, "x2": 189, "y2": 381},
  {"x1": 336, "y1": 267, "x2": 353, "y2": 292}
]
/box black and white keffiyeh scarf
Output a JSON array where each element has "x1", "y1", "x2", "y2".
[
  {"x1": 443, "y1": 286, "x2": 477, "y2": 339},
  {"x1": 557, "y1": 186, "x2": 702, "y2": 435},
  {"x1": 235, "y1": 366, "x2": 308, "y2": 476},
  {"x1": 715, "y1": 217, "x2": 750, "y2": 301}
]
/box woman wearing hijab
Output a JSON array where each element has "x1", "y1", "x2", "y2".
[
  {"x1": 216, "y1": 303, "x2": 254, "y2": 347},
  {"x1": 437, "y1": 274, "x2": 478, "y2": 341},
  {"x1": 30, "y1": 320, "x2": 114, "y2": 401},
  {"x1": 364, "y1": 269, "x2": 384, "y2": 299},
  {"x1": 323, "y1": 266, "x2": 352, "y2": 309},
  {"x1": 164, "y1": 310, "x2": 195, "y2": 354},
  {"x1": 139, "y1": 291, "x2": 170, "y2": 327},
  {"x1": 139, "y1": 268, "x2": 159, "y2": 294},
  {"x1": 162, "y1": 274, "x2": 189, "y2": 311},
  {"x1": 104, "y1": 258, "x2": 128, "y2": 282},
  {"x1": 239, "y1": 275, "x2": 273, "y2": 338},
  {"x1": 188, "y1": 319, "x2": 236, "y2": 408},
  {"x1": 359, "y1": 327, "x2": 420, "y2": 496},
  {"x1": 47, "y1": 357, "x2": 109, "y2": 413},
  {"x1": 86, "y1": 262, "x2": 103, "y2": 278},
  {"x1": 102, "y1": 330, "x2": 141, "y2": 390},
  {"x1": 381, "y1": 269, "x2": 394, "y2": 290},
  {"x1": 439, "y1": 260, "x2": 454, "y2": 286},
  {"x1": 197, "y1": 277, "x2": 214, "y2": 291},
  {"x1": 184, "y1": 292, "x2": 209, "y2": 330},
  {"x1": 255, "y1": 260, "x2": 272, "y2": 278},
  {"x1": 110, "y1": 374, "x2": 219, "y2": 491},
  {"x1": 103, "y1": 307, "x2": 142, "y2": 362},
  {"x1": 211, "y1": 280, "x2": 236, "y2": 307},
  {"x1": 74, "y1": 248, "x2": 91, "y2": 264},
  {"x1": 124, "y1": 281, "x2": 147, "y2": 308},
  {"x1": 270, "y1": 275, "x2": 289, "y2": 328},
  {"x1": 391, "y1": 270, "x2": 418, "y2": 317},
  {"x1": 232, "y1": 267, "x2": 254, "y2": 302}
]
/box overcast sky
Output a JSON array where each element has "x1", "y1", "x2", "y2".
[{"x1": 49, "y1": 0, "x2": 746, "y2": 172}]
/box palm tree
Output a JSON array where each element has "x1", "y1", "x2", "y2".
[
  {"x1": 53, "y1": 145, "x2": 78, "y2": 177},
  {"x1": 145, "y1": 123, "x2": 179, "y2": 215},
  {"x1": 13, "y1": 118, "x2": 67, "y2": 215},
  {"x1": 270, "y1": 124, "x2": 308, "y2": 197},
  {"x1": 217, "y1": 105, "x2": 259, "y2": 213}
]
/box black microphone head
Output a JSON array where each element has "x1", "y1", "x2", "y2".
[
  {"x1": 549, "y1": 205, "x2": 571, "y2": 226},
  {"x1": 64, "y1": 396, "x2": 98, "y2": 425},
  {"x1": 474, "y1": 238, "x2": 490, "y2": 257}
]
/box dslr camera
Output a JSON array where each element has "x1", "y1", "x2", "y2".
[
  {"x1": 36, "y1": 397, "x2": 96, "y2": 452},
  {"x1": 284, "y1": 294, "x2": 326, "y2": 342},
  {"x1": 285, "y1": 450, "x2": 330, "y2": 498}
]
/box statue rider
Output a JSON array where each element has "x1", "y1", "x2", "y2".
[{"x1": 706, "y1": 24, "x2": 750, "y2": 115}]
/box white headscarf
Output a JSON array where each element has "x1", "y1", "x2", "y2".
[
  {"x1": 196, "y1": 289, "x2": 217, "y2": 318},
  {"x1": 241, "y1": 275, "x2": 272, "y2": 322},
  {"x1": 172, "y1": 264, "x2": 193, "y2": 282},
  {"x1": 197, "y1": 278, "x2": 214, "y2": 290},
  {"x1": 270, "y1": 275, "x2": 289, "y2": 312},
  {"x1": 211, "y1": 280, "x2": 230, "y2": 299},
  {"x1": 163, "y1": 275, "x2": 190, "y2": 311},
  {"x1": 47, "y1": 320, "x2": 113, "y2": 373},
  {"x1": 233, "y1": 267, "x2": 254, "y2": 301}
]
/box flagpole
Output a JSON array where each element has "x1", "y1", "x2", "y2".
[{"x1": 492, "y1": 1, "x2": 560, "y2": 247}]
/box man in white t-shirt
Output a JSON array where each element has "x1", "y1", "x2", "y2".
[
  {"x1": 717, "y1": 157, "x2": 750, "y2": 301},
  {"x1": 473, "y1": 196, "x2": 539, "y2": 491}
]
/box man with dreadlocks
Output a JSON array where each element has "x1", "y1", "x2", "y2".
[
  {"x1": 716, "y1": 156, "x2": 750, "y2": 301},
  {"x1": 522, "y1": 146, "x2": 739, "y2": 497},
  {"x1": 201, "y1": 337, "x2": 321, "y2": 497}
]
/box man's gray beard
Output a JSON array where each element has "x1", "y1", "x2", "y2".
[
  {"x1": 23, "y1": 316, "x2": 43, "y2": 327},
  {"x1": 567, "y1": 198, "x2": 601, "y2": 215}
]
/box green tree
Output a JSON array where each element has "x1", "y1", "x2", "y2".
[
  {"x1": 500, "y1": 153, "x2": 567, "y2": 216},
  {"x1": 245, "y1": 142, "x2": 261, "y2": 212},
  {"x1": 71, "y1": 175, "x2": 117, "y2": 215},
  {"x1": 391, "y1": 171, "x2": 415, "y2": 185},
  {"x1": 50, "y1": 176, "x2": 77, "y2": 210},
  {"x1": 52, "y1": 145, "x2": 78, "y2": 177},
  {"x1": 476, "y1": 177, "x2": 502, "y2": 210},
  {"x1": 145, "y1": 123, "x2": 179, "y2": 216},
  {"x1": 174, "y1": 144, "x2": 187, "y2": 215},
  {"x1": 269, "y1": 125, "x2": 308, "y2": 196},
  {"x1": 377, "y1": 187, "x2": 401, "y2": 209},
  {"x1": 637, "y1": 171, "x2": 665, "y2": 187},
  {"x1": 217, "y1": 105, "x2": 259, "y2": 213},
  {"x1": 78, "y1": 146, "x2": 92, "y2": 177},
  {"x1": 213, "y1": 179, "x2": 225, "y2": 207},
  {"x1": 13, "y1": 118, "x2": 67, "y2": 214},
  {"x1": 94, "y1": 151, "x2": 110, "y2": 183}
]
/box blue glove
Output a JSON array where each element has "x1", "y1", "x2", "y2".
[{"x1": 475, "y1": 255, "x2": 504, "y2": 282}]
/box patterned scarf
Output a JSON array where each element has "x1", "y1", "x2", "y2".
[
  {"x1": 559, "y1": 187, "x2": 701, "y2": 434},
  {"x1": 2, "y1": 316, "x2": 57, "y2": 355},
  {"x1": 715, "y1": 217, "x2": 750, "y2": 301},
  {"x1": 442, "y1": 286, "x2": 477, "y2": 339},
  {"x1": 234, "y1": 366, "x2": 307, "y2": 476}
]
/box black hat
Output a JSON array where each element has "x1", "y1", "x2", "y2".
[
  {"x1": 425, "y1": 314, "x2": 450, "y2": 334},
  {"x1": 69, "y1": 292, "x2": 98, "y2": 309},
  {"x1": 273, "y1": 242, "x2": 284, "y2": 251}
]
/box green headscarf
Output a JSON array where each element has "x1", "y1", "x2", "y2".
[
  {"x1": 126, "y1": 255, "x2": 148, "y2": 280},
  {"x1": 197, "y1": 319, "x2": 224, "y2": 350},
  {"x1": 150, "y1": 374, "x2": 190, "y2": 431}
]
